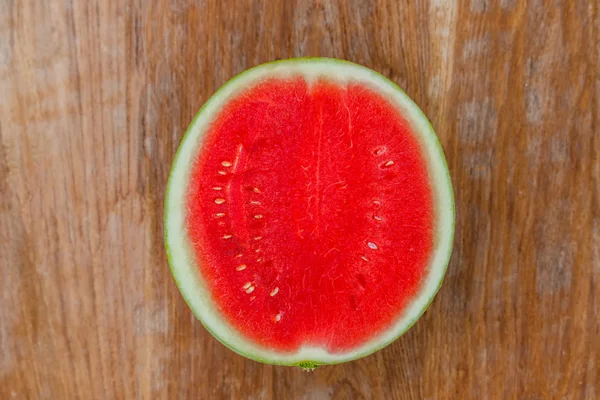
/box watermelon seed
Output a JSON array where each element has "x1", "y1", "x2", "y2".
[
  {"x1": 214, "y1": 198, "x2": 226, "y2": 204},
  {"x1": 212, "y1": 186, "x2": 223, "y2": 191},
  {"x1": 373, "y1": 146, "x2": 387, "y2": 156},
  {"x1": 373, "y1": 215, "x2": 383, "y2": 221},
  {"x1": 356, "y1": 274, "x2": 367, "y2": 288},
  {"x1": 254, "y1": 214, "x2": 263, "y2": 219},
  {"x1": 367, "y1": 242, "x2": 378, "y2": 250},
  {"x1": 253, "y1": 187, "x2": 262, "y2": 193},
  {"x1": 270, "y1": 287, "x2": 279, "y2": 296},
  {"x1": 236, "y1": 264, "x2": 247, "y2": 271},
  {"x1": 255, "y1": 248, "x2": 261, "y2": 253},
  {"x1": 223, "y1": 234, "x2": 233, "y2": 239},
  {"x1": 221, "y1": 161, "x2": 233, "y2": 167},
  {"x1": 235, "y1": 253, "x2": 243, "y2": 258},
  {"x1": 383, "y1": 160, "x2": 394, "y2": 167},
  {"x1": 243, "y1": 282, "x2": 252, "y2": 290},
  {"x1": 257, "y1": 257, "x2": 264, "y2": 263},
  {"x1": 361, "y1": 255, "x2": 369, "y2": 261},
  {"x1": 253, "y1": 236, "x2": 263, "y2": 241},
  {"x1": 246, "y1": 286, "x2": 255, "y2": 294},
  {"x1": 215, "y1": 213, "x2": 226, "y2": 218},
  {"x1": 373, "y1": 200, "x2": 381, "y2": 206},
  {"x1": 218, "y1": 170, "x2": 227, "y2": 175},
  {"x1": 250, "y1": 200, "x2": 262, "y2": 205},
  {"x1": 274, "y1": 313, "x2": 282, "y2": 322}
]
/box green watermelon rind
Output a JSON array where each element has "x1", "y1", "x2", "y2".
[{"x1": 164, "y1": 58, "x2": 455, "y2": 367}]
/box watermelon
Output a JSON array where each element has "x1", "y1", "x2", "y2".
[{"x1": 165, "y1": 58, "x2": 454, "y2": 367}]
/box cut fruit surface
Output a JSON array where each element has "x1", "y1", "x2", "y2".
[
  {"x1": 165, "y1": 58, "x2": 454, "y2": 365},
  {"x1": 187, "y1": 79, "x2": 433, "y2": 352}
]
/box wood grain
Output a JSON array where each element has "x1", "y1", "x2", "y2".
[{"x1": 1, "y1": 0, "x2": 598, "y2": 398}]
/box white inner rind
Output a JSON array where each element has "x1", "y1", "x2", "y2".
[{"x1": 165, "y1": 58, "x2": 454, "y2": 365}]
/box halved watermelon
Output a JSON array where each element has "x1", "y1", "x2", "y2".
[{"x1": 165, "y1": 58, "x2": 454, "y2": 367}]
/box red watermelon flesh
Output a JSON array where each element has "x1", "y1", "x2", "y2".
[{"x1": 186, "y1": 77, "x2": 433, "y2": 353}]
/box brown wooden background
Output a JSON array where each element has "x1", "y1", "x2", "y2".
[{"x1": 1, "y1": 0, "x2": 598, "y2": 399}]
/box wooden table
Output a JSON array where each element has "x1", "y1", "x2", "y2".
[{"x1": 1, "y1": 1, "x2": 598, "y2": 398}]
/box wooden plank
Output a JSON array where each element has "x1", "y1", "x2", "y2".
[{"x1": 0, "y1": 0, "x2": 598, "y2": 398}]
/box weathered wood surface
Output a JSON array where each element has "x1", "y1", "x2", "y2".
[{"x1": 1, "y1": 0, "x2": 598, "y2": 398}]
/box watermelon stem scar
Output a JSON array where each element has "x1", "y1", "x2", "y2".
[{"x1": 165, "y1": 58, "x2": 455, "y2": 366}]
